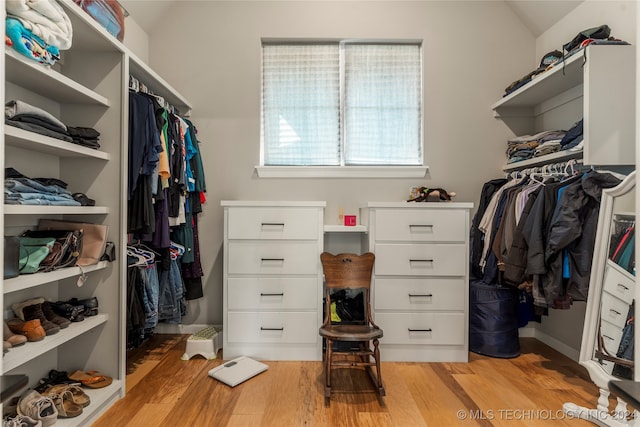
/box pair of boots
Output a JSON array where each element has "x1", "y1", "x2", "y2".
[{"x1": 11, "y1": 297, "x2": 71, "y2": 336}]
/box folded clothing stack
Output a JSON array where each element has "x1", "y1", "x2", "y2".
[
  {"x1": 505, "y1": 129, "x2": 566, "y2": 164},
  {"x1": 5, "y1": 100, "x2": 101, "y2": 149},
  {"x1": 4, "y1": 167, "x2": 80, "y2": 206},
  {"x1": 5, "y1": 0, "x2": 73, "y2": 65}
]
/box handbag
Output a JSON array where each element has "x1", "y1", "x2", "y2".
[
  {"x1": 4, "y1": 236, "x2": 20, "y2": 279},
  {"x1": 18, "y1": 236, "x2": 56, "y2": 274},
  {"x1": 22, "y1": 229, "x2": 83, "y2": 271},
  {"x1": 38, "y1": 219, "x2": 108, "y2": 266}
]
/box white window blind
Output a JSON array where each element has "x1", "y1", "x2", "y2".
[{"x1": 261, "y1": 41, "x2": 422, "y2": 167}]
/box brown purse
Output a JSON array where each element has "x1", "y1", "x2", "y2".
[{"x1": 38, "y1": 220, "x2": 108, "y2": 266}]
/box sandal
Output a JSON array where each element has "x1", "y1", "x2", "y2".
[
  {"x1": 68, "y1": 370, "x2": 112, "y2": 389},
  {"x1": 43, "y1": 384, "x2": 90, "y2": 407},
  {"x1": 43, "y1": 389, "x2": 82, "y2": 418}
]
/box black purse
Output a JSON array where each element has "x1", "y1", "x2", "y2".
[{"x1": 4, "y1": 236, "x2": 20, "y2": 279}]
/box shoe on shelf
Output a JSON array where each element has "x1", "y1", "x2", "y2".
[
  {"x1": 68, "y1": 370, "x2": 113, "y2": 389},
  {"x1": 16, "y1": 390, "x2": 57, "y2": 427},
  {"x1": 42, "y1": 384, "x2": 90, "y2": 408},
  {"x1": 22, "y1": 304, "x2": 60, "y2": 336},
  {"x1": 41, "y1": 302, "x2": 71, "y2": 329},
  {"x1": 50, "y1": 301, "x2": 85, "y2": 322},
  {"x1": 2, "y1": 414, "x2": 42, "y2": 427},
  {"x1": 12, "y1": 297, "x2": 45, "y2": 321},
  {"x1": 6, "y1": 319, "x2": 46, "y2": 342},
  {"x1": 35, "y1": 370, "x2": 76, "y2": 394},
  {"x1": 67, "y1": 297, "x2": 99, "y2": 317},
  {"x1": 42, "y1": 389, "x2": 82, "y2": 418},
  {"x1": 4, "y1": 320, "x2": 27, "y2": 347}
]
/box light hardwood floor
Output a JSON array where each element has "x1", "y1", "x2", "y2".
[{"x1": 92, "y1": 335, "x2": 601, "y2": 426}]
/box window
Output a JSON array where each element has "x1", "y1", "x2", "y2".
[{"x1": 260, "y1": 40, "x2": 424, "y2": 177}]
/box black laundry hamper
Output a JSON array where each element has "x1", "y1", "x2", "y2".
[{"x1": 469, "y1": 280, "x2": 520, "y2": 358}]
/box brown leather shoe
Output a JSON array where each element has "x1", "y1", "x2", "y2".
[{"x1": 6, "y1": 318, "x2": 46, "y2": 342}]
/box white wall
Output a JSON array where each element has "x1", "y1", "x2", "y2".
[{"x1": 142, "y1": 1, "x2": 538, "y2": 326}]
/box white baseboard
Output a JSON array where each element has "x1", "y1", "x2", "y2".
[{"x1": 527, "y1": 328, "x2": 580, "y2": 362}]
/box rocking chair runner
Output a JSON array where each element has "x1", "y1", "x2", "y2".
[{"x1": 319, "y1": 252, "x2": 385, "y2": 398}]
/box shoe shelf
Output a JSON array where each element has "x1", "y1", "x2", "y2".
[
  {"x1": 3, "y1": 206, "x2": 110, "y2": 215},
  {"x1": 3, "y1": 262, "x2": 109, "y2": 295},
  {"x1": 5, "y1": 49, "x2": 111, "y2": 108},
  {"x1": 2, "y1": 314, "x2": 108, "y2": 372},
  {"x1": 5, "y1": 126, "x2": 110, "y2": 161}
]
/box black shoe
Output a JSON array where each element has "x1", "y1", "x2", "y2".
[
  {"x1": 51, "y1": 301, "x2": 85, "y2": 322},
  {"x1": 67, "y1": 297, "x2": 99, "y2": 316}
]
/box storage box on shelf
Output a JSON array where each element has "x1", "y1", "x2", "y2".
[{"x1": 493, "y1": 44, "x2": 635, "y2": 169}]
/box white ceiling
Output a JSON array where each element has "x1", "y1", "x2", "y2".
[{"x1": 120, "y1": 0, "x2": 584, "y2": 40}]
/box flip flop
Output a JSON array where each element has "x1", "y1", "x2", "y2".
[{"x1": 68, "y1": 370, "x2": 113, "y2": 389}]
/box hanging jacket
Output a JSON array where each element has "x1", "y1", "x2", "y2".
[{"x1": 545, "y1": 170, "x2": 621, "y2": 302}]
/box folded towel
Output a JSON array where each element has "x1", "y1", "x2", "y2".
[{"x1": 6, "y1": 0, "x2": 73, "y2": 50}]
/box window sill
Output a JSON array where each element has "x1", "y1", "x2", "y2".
[{"x1": 255, "y1": 166, "x2": 428, "y2": 178}]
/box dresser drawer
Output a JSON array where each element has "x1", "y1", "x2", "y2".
[
  {"x1": 374, "y1": 277, "x2": 465, "y2": 311},
  {"x1": 374, "y1": 244, "x2": 466, "y2": 276},
  {"x1": 600, "y1": 319, "x2": 624, "y2": 356},
  {"x1": 228, "y1": 241, "x2": 319, "y2": 275},
  {"x1": 374, "y1": 209, "x2": 467, "y2": 242},
  {"x1": 375, "y1": 312, "x2": 465, "y2": 345},
  {"x1": 601, "y1": 291, "x2": 632, "y2": 329},
  {"x1": 227, "y1": 277, "x2": 318, "y2": 310},
  {"x1": 227, "y1": 207, "x2": 320, "y2": 240},
  {"x1": 227, "y1": 312, "x2": 318, "y2": 344},
  {"x1": 603, "y1": 260, "x2": 634, "y2": 305}
]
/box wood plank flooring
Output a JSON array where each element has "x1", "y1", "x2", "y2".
[{"x1": 92, "y1": 336, "x2": 601, "y2": 426}]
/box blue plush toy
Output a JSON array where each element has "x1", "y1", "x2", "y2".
[{"x1": 5, "y1": 17, "x2": 60, "y2": 65}]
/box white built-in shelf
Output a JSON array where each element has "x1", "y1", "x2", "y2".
[
  {"x1": 324, "y1": 225, "x2": 367, "y2": 233},
  {"x1": 3, "y1": 261, "x2": 109, "y2": 294},
  {"x1": 502, "y1": 148, "x2": 583, "y2": 172},
  {"x1": 5, "y1": 49, "x2": 110, "y2": 107},
  {"x1": 128, "y1": 55, "x2": 192, "y2": 116},
  {"x1": 5, "y1": 126, "x2": 110, "y2": 160},
  {"x1": 4, "y1": 206, "x2": 109, "y2": 215},
  {"x1": 492, "y1": 49, "x2": 585, "y2": 114},
  {"x1": 3, "y1": 314, "x2": 108, "y2": 373}
]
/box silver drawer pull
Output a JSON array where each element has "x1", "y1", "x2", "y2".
[
  {"x1": 260, "y1": 327, "x2": 284, "y2": 331},
  {"x1": 409, "y1": 259, "x2": 434, "y2": 263},
  {"x1": 409, "y1": 224, "x2": 433, "y2": 229},
  {"x1": 408, "y1": 328, "x2": 432, "y2": 332},
  {"x1": 408, "y1": 293, "x2": 433, "y2": 297},
  {"x1": 260, "y1": 292, "x2": 284, "y2": 296},
  {"x1": 617, "y1": 283, "x2": 630, "y2": 291},
  {"x1": 609, "y1": 309, "x2": 622, "y2": 316},
  {"x1": 603, "y1": 334, "x2": 614, "y2": 341},
  {"x1": 261, "y1": 258, "x2": 285, "y2": 262}
]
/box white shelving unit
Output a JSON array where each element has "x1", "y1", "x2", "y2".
[
  {"x1": 1, "y1": 1, "x2": 193, "y2": 424},
  {"x1": 493, "y1": 44, "x2": 635, "y2": 168}
]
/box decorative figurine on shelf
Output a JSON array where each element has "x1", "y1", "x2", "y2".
[{"x1": 407, "y1": 187, "x2": 456, "y2": 202}]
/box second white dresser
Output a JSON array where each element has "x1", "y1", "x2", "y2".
[
  {"x1": 221, "y1": 201, "x2": 325, "y2": 360},
  {"x1": 367, "y1": 202, "x2": 473, "y2": 362}
]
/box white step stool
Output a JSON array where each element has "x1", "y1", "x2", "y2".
[{"x1": 181, "y1": 326, "x2": 222, "y2": 360}]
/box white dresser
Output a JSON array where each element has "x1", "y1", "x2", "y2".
[
  {"x1": 221, "y1": 201, "x2": 325, "y2": 360},
  {"x1": 366, "y1": 202, "x2": 473, "y2": 362}
]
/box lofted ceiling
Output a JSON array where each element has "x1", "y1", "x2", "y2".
[{"x1": 120, "y1": 0, "x2": 584, "y2": 39}]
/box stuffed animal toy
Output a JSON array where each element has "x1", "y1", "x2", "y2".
[{"x1": 408, "y1": 187, "x2": 456, "y2": 202}]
